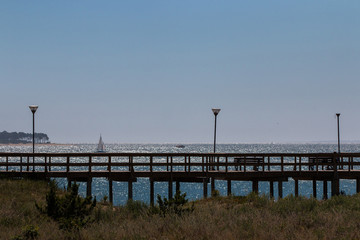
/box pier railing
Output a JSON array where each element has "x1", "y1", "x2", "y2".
[{"x1": 1, "y1": 152, "x2": 360, "y2": 174}]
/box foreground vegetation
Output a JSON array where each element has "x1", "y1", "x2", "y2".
[{"x1": 1, "y1": 179, "x2": 360, "y2": 240}]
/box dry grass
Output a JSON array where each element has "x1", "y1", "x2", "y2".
[{"x1": 1, "y1": 178, "x2": 360, "y2": 239}]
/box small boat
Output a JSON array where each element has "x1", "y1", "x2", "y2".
[
  {"x1": 175, "y1": 144, "x2": 185, "y2": 148},
  {"x1": 96, "y1": 135, "x2": 105, "y2": 152}
]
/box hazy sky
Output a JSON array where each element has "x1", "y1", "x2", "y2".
[{"x1": 1, "y1": 1, "x2": 359, "y2": 143}]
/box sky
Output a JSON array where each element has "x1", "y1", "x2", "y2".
[{"x1": 1, "y1": 1, "x2": 360, "y2": 144}]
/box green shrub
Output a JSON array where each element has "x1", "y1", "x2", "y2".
[
  {"x1": 11, "y1": 225, "x2": 39, "y2": 240},
  {"x1": 211, "y1": 189, "x2": 220, "y2": 197},
  {"x1": 125, "y1": 199, "x2": 149, "y2": 217},
  {"x1": 23, "y1": 225, "x2": 39, "y2": 240},
  {"x1": 157, "y1": 190, "x2": 194, "y2": 217},
  {"x1": 36, "y1": 181, "x2": 96, "y2": 230}
]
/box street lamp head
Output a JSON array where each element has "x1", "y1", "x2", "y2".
[
  {"x1": 336, "y1": 113, "x2": 340, "y2": 117},
  {"x1": 212, "y1": 108, "x2": 221, "y2": 116},
  {"x1": 29, "y1": 105, "x2": 39, "y2": 113}
]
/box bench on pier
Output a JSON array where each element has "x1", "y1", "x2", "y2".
[
  {"x1": 308, "y1": 157, "x2": 342, "y2": 170},
  {"x1": 234, "y1": 156, "x2": 264, "y2": 171}
]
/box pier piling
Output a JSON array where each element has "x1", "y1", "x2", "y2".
[
  {"x1": 270, "y1": 181, "x2": 274, "y2": 198},
  {"x1": 227, "y1": 180, "x2": 232, "y2": 196},
  {"x1": 313, "y1": 180, "x2": 317, "y2": 198},
  {"x1": 109, "y1": 180, "x2": 113, "y2": 203},
  {"x1": 203, "y1": 179, "x2": 208, "y2": 198},
  {"x1": 278, "y1": 181, "x2": 283, "y2": 198},
  {"x1": 323, "y1": 180, "x2": 328, "y2": 200}
]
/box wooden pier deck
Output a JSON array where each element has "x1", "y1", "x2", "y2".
[{"x1": 1, "y1": 152, "x2": 360, "y2": 204}]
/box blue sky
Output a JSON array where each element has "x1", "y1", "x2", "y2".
[{"x1": 1, "y1": 1, "x2": 359, "y2": 143}]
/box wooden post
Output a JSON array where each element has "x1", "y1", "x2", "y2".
[
  {"x1": 202, "y1": 156, "x2": 204, "y2": 172},
  {"x1": 252, "y1": 180, "x2": 258, "y2": 193},
  {"x1": 168, "y1": 180, "x2": 173, "y2": 199},
  {"x1": 67, "y1": 156, "x2": 70, "y2": 172},
  {"x1": 87, "y1": 178, "x2": 92, "y2": 197},
  {"x1": 270, "y1": 181, "x2": 274, "y2": 198},
  {"x1": 203, "y1": 178, "x2": 208, "y2": 198},
  {"x1": 150, "y1": 180, "x2": 154, "y2": 206},
  {"x1": 278, "y1": 181, "x2": 283, "y2": 199},
  {"x1": 44, "y1": 156, "x2": 48, "y2": 174},
  {"x1": 109, "y1": 180, "x2": 113, "y2": 204},
  {"x1": 166, "y1": 156, "x2": 169, "y2": 172},
  {"x1": 227, "y1": 180, "x2": 232, "y2": 196},
  {"x1": 128, "y1": 181, "x2": 133, "y2": 200},
  {"x1": 89, "y1": 156, "x2": 92, "y2": 173},
  {"x1": 184, "y1": 156, "x2": 187, "y2": 172},
  {"x1": 295, "y1": 179, "x2": 299, "y2": 197},
  {"x1": 67, "y1": 180, "x2": 72, "y2": 190},
  {"x1": 49, "y1": 156, "x2": 51, "y2": 172},
  {"x1": 323, "y1": 180, "x2": 328, "y2": 200},
  {"x1": 313, "y1": 180, "x2": 317, "y2": 198},
  {"x1": 150, "y1": 156, "x2": 153, "y2": 172}
]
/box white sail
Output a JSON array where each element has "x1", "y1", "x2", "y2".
[{"x1": 96, "y1": 135, "x2": 105, "y2": 152}]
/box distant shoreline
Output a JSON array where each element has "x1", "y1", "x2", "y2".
[{"x1": 0, "y1": 143, "x2": 71, "y2": 146}]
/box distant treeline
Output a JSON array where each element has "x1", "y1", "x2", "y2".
[{"x1": 0, "y1": 131, "x2": 50, "y2": 144}]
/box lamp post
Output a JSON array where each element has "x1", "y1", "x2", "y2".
[
  {"x1": 336, "y1": 113, "x2": 340, "y2": 153},
  {"x1": 212, "y1": 108, "x2": 221, "y2": 153},
  {"x1": 29, "y1": 105, "x2": 38, "y2": 171}
]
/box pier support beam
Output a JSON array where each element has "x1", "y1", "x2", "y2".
[
  {"x1": 150, "y1": 180, "x2": 154, "y2": 206},
  {"x1": 294, "y1": 179, "x2": 299, "y2": 197},
  {"x1": 67, "y1": 180, "x2": 72, "y2": 190},
  {"x1": 227, "y1": 180, "x2": 232, "y2": 196},
  {"x1": 331, "y1": 179, "x2": 340, "y2": 196},
  {"x1": 86, "y1": 179, "x2": 92, "y2": 197},
  {"x1": 313, "y1": 180, "x2": 317, "y2": 199},
  {"x1": 252, "y1": 180, "x2": 258, "y2": 193},
  {"x1": 176, "y1": 181, "x2": 180, "y2": 193},
  {"x1": 270, "y1": 181, "x2": 274, "y2": 198},
  {"x1": 128, "y1": 181, "x2": 133, "y2": 201},
  {"x1": 109, "y1": 180, "x2": 113, "y2": 204},
  {"x1": 211, "y1": 178, "x2": 215, "y2": 194},
  {"x1": 323, "y1": 180, "x2": 328, "y2": 200},
  {"x1": 203, "y1": 179, "x2": 208, "y2": 198},
  {"x1": 278, "y1": 181, "x2": 283, "y2": 199},
  {"x1": 168, "y1": 180, "x2": 173, "y2": 199}
]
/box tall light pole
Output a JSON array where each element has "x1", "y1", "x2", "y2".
[
  {"x1": 29, "y1": 105, "x2": 38, "y2": 172},
  {"x1": 336, "y1": 113, "x2": 340, "y2": 153},
  {"x1": 212, "y1": 108, "x2": 221, "y2": 153}
]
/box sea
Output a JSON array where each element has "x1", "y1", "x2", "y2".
[{"x1": 1, "y1": 143, "x2": 360, "y2": 205}]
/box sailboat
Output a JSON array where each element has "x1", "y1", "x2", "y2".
[{"x1": 96, "y1": 135, "x2": 105, "y2": 153}]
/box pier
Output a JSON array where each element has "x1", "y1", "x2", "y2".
[{"x1": 1, "y1": 152, "x2": 360, "y2": 204}]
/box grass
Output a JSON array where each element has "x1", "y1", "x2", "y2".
[{"x1": 1, "y1": 178, "x2": 360, "y2": 239}]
